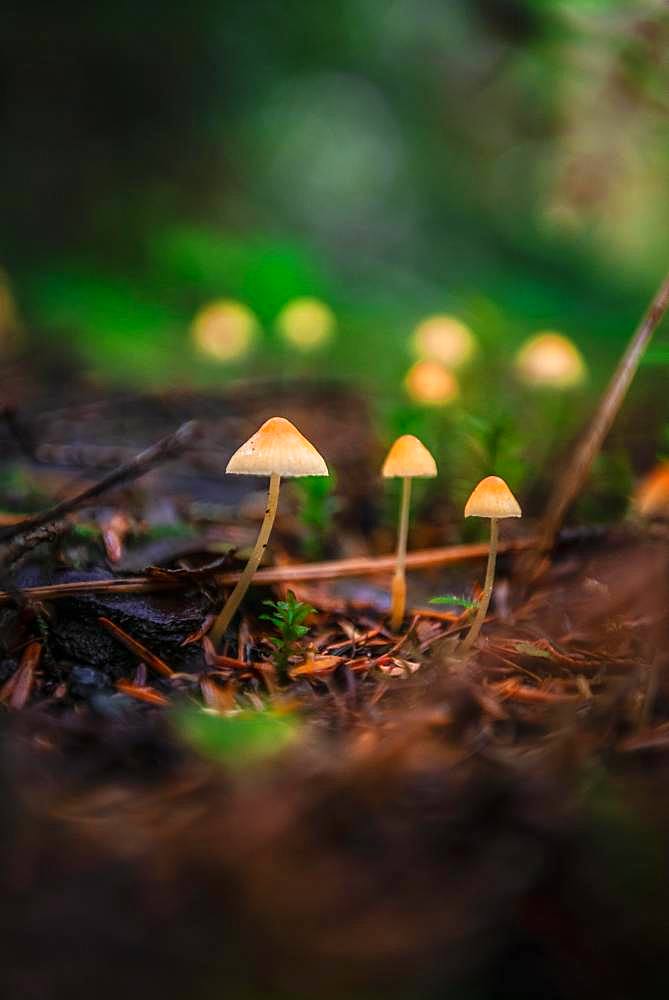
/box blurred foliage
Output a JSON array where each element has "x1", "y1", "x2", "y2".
[
  {"x1": 174, "y1": 706, "x2": 300, "y2": 766},
  {"x1": 3, "y1": 0, "x2": 669, "y2": 518}
]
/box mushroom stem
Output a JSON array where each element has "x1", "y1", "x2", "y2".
[
  {"x1": 460, "y1": 517, "x2": 498, "y2": 653},
  {"x1": 210, "y1": 472, "x2": 281, "y2": 647},
  {"x1": 390, "y1": 476, "x2": 412, "y2": 632}
]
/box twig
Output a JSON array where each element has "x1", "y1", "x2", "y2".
[
  {"x1": 0, "y1": 419, "x2": 201, "y2": 546},
  {"x1": 535, "y1": 269, "x2": 669, "y2": 559},
  {"x1": 99, "y1": 617, "x2": 175, "y2": 677},
  {"x1": 0, "y1": 537, "x2": 536, "y2": 606}
]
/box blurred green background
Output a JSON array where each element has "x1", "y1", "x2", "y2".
[{"x1": 2, "y1": 0, "x2": 669, "y2": 469}]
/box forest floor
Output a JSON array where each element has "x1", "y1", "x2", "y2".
[{"x1": 1, "y1": 377, "x2": 668, "y2": 1000}]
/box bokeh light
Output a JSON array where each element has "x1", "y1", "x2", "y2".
[
  {"x1": 633, "y1": 462, "x2": 669, "y2": 518},
  {"x1": 411, "y1": 315, "x2": 476, "y2": 368},
  {"x1": 276, "y1": 297, "x2": 336, "y2": 351},
  {"x1": 515, "y1": 333, "x2": 587, "y2": 389},
  {"x1": 404, "y1": 360, "x2": 459, "y2": 406},
  {"x1": 190, "y1": 300, "x2": 258, "y2": 363}
]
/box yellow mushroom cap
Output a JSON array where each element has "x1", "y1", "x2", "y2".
[
  {"x1": 226, "y1": 417, "x2": 328, "y2": 478},
  {"x1": 404, "y1": 360, "x2": 459, "y2": 406},
  {"x1": 382, "y1": 435, "x2": 437, "y2": 478},
  {"x1": 411, "y1": 315, "x2": 476, "y2": 368},
  {"x1": 515, "y1": 333, "x2": 586, "y2": 389},
  {"x1": 465, "y1": 476, "x2": 522, "y2": 519},
  {"x1": 633, "y1": 462, "x2": 669, "y2": 518}
]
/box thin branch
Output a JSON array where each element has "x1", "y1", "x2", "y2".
[
  {"x1": 536, "y1": 269, "x2": 669, "y2": 556},
  {"x1": 0, "y1": 420, "x2": 201, "y2": 546},
  {"x1": 0, "y1": 537, "x2": 536, "y2": 606}
]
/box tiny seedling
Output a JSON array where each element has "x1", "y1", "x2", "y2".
[
  {"x1": 429, "y1": 594, "x2": 478, "y2": 611},
  {"x1": 260, "y1": 590, "x2": 316, "y2": 678}
]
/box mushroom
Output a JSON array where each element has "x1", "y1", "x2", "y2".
[
  {"x1": 515, "y1": 333, "x2": 586, "y2": 390},
  {"x1": 382, "y1": 434, "x2": 438, "y2": 632},
  {"x1": 459, "y1": 476, "x2": 522, "y2": 653},
  {"x1": 209, "y1": 417, "x2": 328, "y2": 646}
]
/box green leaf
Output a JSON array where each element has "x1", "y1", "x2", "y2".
[{"x1": 429, "y1": 594, "x2": 478, "y2": 610}]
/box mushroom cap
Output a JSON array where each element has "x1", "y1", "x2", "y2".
[
  {"x1": 465, "y1": 476, "x2": 522, "y2": 519},
  {"x1": 634, "y1": 462, "x2": 669, "y2": 517},
  {"x1": 382, "y1": 435, "x2": 437, "y2": 478},
  {"x1": 227, "y1": 417, "x2": 328, "y2": 478}
]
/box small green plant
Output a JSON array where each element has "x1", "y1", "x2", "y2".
[
  {"x1": 260, "y1": 590, "x2": 316, "y2": 677},
  {"x1": 429, "y1": 594, "x2": 478, "y2": 611}
]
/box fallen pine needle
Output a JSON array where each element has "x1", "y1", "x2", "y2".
[{"x1": 99, "y1": 617, "x2": 174, "y2": 677}]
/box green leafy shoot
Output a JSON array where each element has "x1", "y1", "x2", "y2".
[
  {"x1": 260, "y1": 590, "x2": 317, "y2": 677},
  {"x1": 429, "y1": 594, "x2": 478, "y2": 611}
]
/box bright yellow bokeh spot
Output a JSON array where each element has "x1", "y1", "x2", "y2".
[
  {"x1": 276, "y1": 297, "x2": 336, "y2": 350},
  {"x1": 411, "y1": 315, "x2": 476, "y2": 369},
  {"x1": 515, "y1": 332, "x2": 587, "y2": 389},
  {"x1": 404, "y1": 360, "x2": 460, "y2": 406},
  {"x1": 191, "y1": 300, "x2": 258, "y2": 362}
]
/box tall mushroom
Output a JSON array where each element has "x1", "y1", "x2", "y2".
[
  {"x1": 382, "y1": 434, "x2": 438, "y2": 632},
  {"x1": 209, "y1": 417, "x2": 328, "y2": 647},
  {"x1": 459, "y1": 476, "x2": 522, "y2": 654}
]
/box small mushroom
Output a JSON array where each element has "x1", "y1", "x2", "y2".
[
  {"x1": 382, "y1": 434, "x2": 438, "y2": 632},
  {"x1": 209, "y1": 417, "x2": 328, "y2": 647},
  {"x1": 459, "y1": 476, "x2": 522, "y2": 654}
]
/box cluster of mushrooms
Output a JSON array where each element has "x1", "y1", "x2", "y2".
[{"x1": 210, "y1": 416, "x2": 522, "y2": 655}]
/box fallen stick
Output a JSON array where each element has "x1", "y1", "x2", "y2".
[
  {"x1": 535, "y1": 268, "x2": 669, "y2": 559},
  {"x1": 0, "y1": 537, "x2": 536, "y2": 606},
  {"x1": 0, "y1": 421, "x2": 202, "y2": 574},
  {"x1": 0, "y1": 420, "x2": 201, "y2": 547}
]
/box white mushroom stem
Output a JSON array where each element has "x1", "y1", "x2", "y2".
[
  {"x1": 460, "y1": 517, "x2": 498, "y2": 653},
  {"x1": 210, "y1": 473, "x2": 281, "y2": 647},
  {"x1": 390, "y1": 476, "x2": 412, "y2": 632}
]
